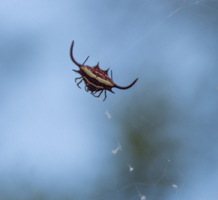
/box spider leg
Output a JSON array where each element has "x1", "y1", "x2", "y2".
[
  {"x1": 83, "y1": 56, "x2": 89, "y2": 65},
  {"x1": 75, "y1": 77, "x2": 82, "y2": 83},
  {"x1": 111, "y1": 70, "x2": 113, "y2": 80},
  {"x1": 103, "y1": 90, "x2": 107, "y2": 101},
  {"x1": 91, "y1": 90, "x2": 103, "y2": 98},
  {"x1": 91, "y1": 92, "x2": 98, "y2": 97},
  {"x1": 85, "y1": 86, "x2": 89, "y2": 92},
  {"x1": 76, "y1": 79, "x2": 83, "y2": 89},
  {"x1": 91, "y1": 91, "x2": 97, "y2": 96}
]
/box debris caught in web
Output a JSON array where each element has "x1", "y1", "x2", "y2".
[
  {"x1": 105, "y1": 110, "x2": 112, "y2": 119},
  {"x1": 140, "y1": 195, "x2": 146, "y2": 200},
  {"x1": 128, "y1": 164, "x2": 134, "y2": 172},
  {"x1": 112, "y1": 142, "x2": 121, "y2": 154}
]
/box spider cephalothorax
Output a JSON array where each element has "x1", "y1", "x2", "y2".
[{"x1": 70, "y1": 41, "x2": 138, "y2": 101}]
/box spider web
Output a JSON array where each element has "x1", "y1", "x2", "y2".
[
  {"x1": 0, "y1": 0, "x2": 218, "y2": 200},
  {"x1": 92, "y1": 1, "x2": 218, "y2": 200}
]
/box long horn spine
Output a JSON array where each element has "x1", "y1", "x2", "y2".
[
  {"x1": 70, "y1": 41, "x2": 82, "y2": 67},
  {"x1": 114, "y1": 78, "x2": 138, "y2": 90}
]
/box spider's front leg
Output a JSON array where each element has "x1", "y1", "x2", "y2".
[
  {"x1": 75, "y1": 77, "x2": 82, "y2": 82},
  {"x1": 75, "y1": 77, "x2": 83, "y2": 89}
]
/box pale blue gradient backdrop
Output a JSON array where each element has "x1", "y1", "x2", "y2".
[{"x1": 0, "y1": 0, "x2": 218, "y2": 199}]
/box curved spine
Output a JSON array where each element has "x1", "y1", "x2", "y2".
[
  {"x1": 70, "y1": 41, "x2": 82, "y2": 67},
  {"x1": 114, "y1": 78, "x2": 138, "y2": 90}
]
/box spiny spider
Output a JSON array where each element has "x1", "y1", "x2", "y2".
[{"x1": 70, "y1": 41, "x2": 138, "y2": 101}]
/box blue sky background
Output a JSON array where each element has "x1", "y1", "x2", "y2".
[{"x1": 0, "y1": 0, "x2": 218, "y2": 199}]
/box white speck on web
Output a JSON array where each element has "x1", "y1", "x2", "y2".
[
  {"x1": 112, "y1": 142, "x2": 121, "y2": 154},
  {"x1": 172, "y1": 184, "x2": 178, "y2": 189},
  {"x1": 141, "y1": 195, "x2": 146, "y2": 200},
  {"x1": 128, "y1": 164, "x2": 134, "y2": 172},
  {"x1": 105, "y1": 110, "x2": 112, "y2": 119}
]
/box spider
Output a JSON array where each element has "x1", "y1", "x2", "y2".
[{"x1": 70, "y1": 41, "x2": 138, "y2": 101}]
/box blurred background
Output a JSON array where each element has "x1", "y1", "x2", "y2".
[{"x1": 0, "y1": 0, "x2": 218, "y2": 199}]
